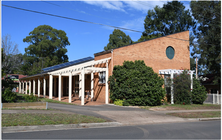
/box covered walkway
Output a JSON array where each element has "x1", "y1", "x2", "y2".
[{"x1": 19, "y1": 57, "x2": 111, "y2": 106}]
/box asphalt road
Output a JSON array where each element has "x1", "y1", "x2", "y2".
[
  {"x1": 3, "y1": 120, "x2": 221, "y2": 139},
  {"x1": 47, "y1": 102, "x2": 150, "y2": 121},
  {"x1": 47, "y1": 103, "x2": 186, "y2": 125}
]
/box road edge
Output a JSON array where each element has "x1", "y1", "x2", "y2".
[{"x1": 2, "y1": 122, "x2": 122, "y2": 133}]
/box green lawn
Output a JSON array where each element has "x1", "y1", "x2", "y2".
[
  {"x1": 16, "y1": 93, "x2": 76, "y2": 105},
  {"x1": 141, "y1": 104, "x2": 221, "y2": 110},
  {"x1": 16, "y1": 93, "x2": 25, "y2": 96},
  {"x1": 2, "y1": 113, "x2": 107, "y2": 127},
  {"x1": 167, "y1": 111, "x2": 221, "y2": 118},
  {"x1": 39, "y1": 98, "x2": 76, "y2": 105},
  {"x1": 2, "y1": 108, "x2": 55, "y2": 110}
]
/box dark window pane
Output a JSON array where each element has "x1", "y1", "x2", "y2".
[{"x1": 166, "y1": 46, "x2": 175, "y2": 59}]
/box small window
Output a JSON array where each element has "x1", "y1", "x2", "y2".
[
  {"x1": 166, "y1": 46, "x2": 175, "y2": 59},
  {"x1": 99, "y1": 71, "x2": 106, "y2": 84}
]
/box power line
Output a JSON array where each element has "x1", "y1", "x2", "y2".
[
  {"x1": 41, "y1": 0, "x2": 120, "y2": 22},
  {"x1": 3, "y1": 4, "x2": 190, "y2": 42},
  {"x1": 2, "y1": 4, "x2": 143, "y2": 33}
]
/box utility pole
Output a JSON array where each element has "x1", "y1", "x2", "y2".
[{"x1": 196, "y1": 57, "x2": 198, "y2": 79}]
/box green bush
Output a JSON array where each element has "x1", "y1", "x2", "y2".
[
  {"x1": 123, "y1": 100, "x2": 130, "y2": 106},
  {"x1": 114, "y1": 99, "x2": 124, "y2": 106},
  {"x1": 24, "y1": 93, "x2": 39, "y2": 102},
  {"x1": 173, "y1": 70, "x2": 191, "y2": 104},
  {"x1": 192, "y1": 78, "x2": 207, "y2": 104},
  {"x1": 2, "y1": 88, "x2": 17, "y2": 103},
  {"x1": 109, "y1": 60, "x2": 166, "y2": 106}
]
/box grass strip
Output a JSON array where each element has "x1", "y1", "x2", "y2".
[
  {"x1": 2, "y1": 113, "x2": 106, "y2": 127},
  {"x1": 16, "y1": 93, "x2": 26, "y2": 96},
  {"x1": 141, "y1": 104, "x2": 221, "y2": 110},
  {"x1": 39, "y1": 98, "x2": 76, "y2": 105},
  {"x1": 167, "y1": 111, "x2": 221, "y2": 118},
  {"x1": 2, "y1": 108, "x2": 55, "y2": 110},
  {"x1": 16, "y1": 93, "x2": 76, "y2": 105}
]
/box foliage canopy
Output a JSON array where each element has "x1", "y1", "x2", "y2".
[
  {"x1": 192, "y1": 78, "x2": 207, "y2": 104},
  {"x1": 104, "y1": 29, "x2": 133, "y2": 51},
  {"x1": 1, "y1": 35, "x2": 23, "y2": 75},
  {"x1": 190, "y1": 1, "x2": 221, "y2": 83},
  {"x1": 143, "y1": 1, "x2": 193, "y2": 37},
  {"x1": 172, "y1": 70, "x2": 192, "y2": 105},
  {"x1": 22, "y1": 25, "x2": 70, "y2": 75}
]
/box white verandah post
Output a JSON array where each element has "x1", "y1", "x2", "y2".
[
  {"x1": 49, "y1": 75, "x2": 53, "y2": 99},
  {"x1": 38, "y1": 78, "x2": 40, "y2": 97},
  {"x1": 43, "y1": 77, "x2": 46, "y2": 98},
  {"x1": 79, "y1": 73, "x2": 82, "y2": 98},
  {"x1": 105, "y1": 61, "x2": 109, "y2": 104},
  {"x1": 81, "y1": 68, "x2": 85, "y2": 105},
  {"x1": 33, "y1": 79, "x2": 35, "y2": 95},
  {"x1": 29, "y1": 80, "x2": 31, "y2": 95},
  {"x1": 69, "y1": 72, "x2": 72, "y2": 103},
  {"x1": 19, "y1": 81, "x2": 21, "y2": 93},
  {"x1": 91, "y1": 72, "x2": 94, "y2": 101},
  {"x1": 59, "y1": 74, "x2": 61, "y2": 101},
  {"x1": 22, "y1": 81, "x2": 24, "y2": 94}
]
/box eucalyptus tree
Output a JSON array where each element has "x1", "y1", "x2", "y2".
[{"x1": 22, "y1": 25, "x2": 70, "y2": 75}]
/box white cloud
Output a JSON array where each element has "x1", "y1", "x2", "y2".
[
  {"x1": 83, "y1": 1, "x2": 125, "y2": 12},
  {"x1": 101, "y1": 16, "x2": 144, "y2": 34},
  {"x1": 120, "y1": 17, "x2": 145, "y2": 32},
  {"x1": 123, "y1": 1, "x2": 166, "y2": 13},
  {"x1": 82, "y1": 1, "x2": 166, "y2": 13}
]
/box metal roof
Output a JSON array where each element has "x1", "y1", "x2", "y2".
[{"x1": 42, "y1": 57, "x2": 94, "y2": 72}]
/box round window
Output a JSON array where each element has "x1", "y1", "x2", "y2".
[{"x1": 166, "y1": 46, "x2": 175, "y2": 59}]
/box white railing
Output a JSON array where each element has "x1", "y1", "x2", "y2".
[{"x1": 204, "y1": 91, "x2": 221, "y2": 104}]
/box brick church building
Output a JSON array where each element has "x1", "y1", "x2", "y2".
[{"x1": 19, "y1": 31, "x2": 191, "y2": 105}]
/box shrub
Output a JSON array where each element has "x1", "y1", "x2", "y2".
[
  {"x1": 172, "y1": 70, "x2": 191, "y2": 104},
  {"x1": 192, "y1": 78, "x2": 207, "y2": 104},
  {"x1": 123, "y1": 100, "x2": 130, "y2": 106},
  {"x1": 24, "y1": 93, "x2": 39, "y2": 102},
  {"x1": 2, "y1": 88, "x2": 17, "y2": 103},
  {"x1": 114, "y1": 99, "x2": 124, "y2": 106},
  {"x1": 109, "y1": 60, "x2": 166, "y2": 106}
]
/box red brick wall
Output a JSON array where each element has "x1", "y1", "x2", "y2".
[
  {"x1": 113, "y1": 31, "x2": 190, "y2": 73},
  {"x1": 94, "y1": 31, "x2": 190, "y2": 103}
]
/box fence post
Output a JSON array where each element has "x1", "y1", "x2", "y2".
[
  {"x1": 217, "y1": 90, "x2": 219, "y2": 104},
  {"x1": 213, "y1": 94, "x2": 215, "y2": 104}
]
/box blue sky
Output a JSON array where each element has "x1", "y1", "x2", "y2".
[{"x1": 2, "y1": 1, "x2": 191, "y2": 62}]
